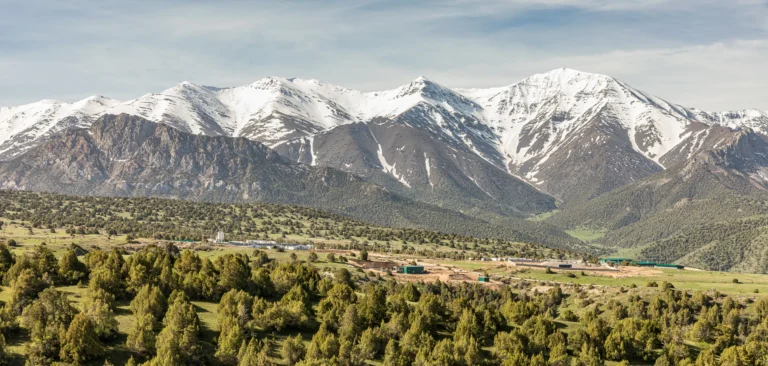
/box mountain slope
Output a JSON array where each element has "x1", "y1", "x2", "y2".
[
  {"x1": 462, "y1": 68, "x2": 711, "y2": 203},
  {"x1": 0, "y1": 113, "x2": 580, "y2": 248},
  {"x1": 274, "y1": 78, "x2": 554, "y2": 218},
  {"x1": 3, "y1": 69, "x2": 766, "y2": 208},
  {"x1": 548, "y1": 127, "x2": 768, "y2": 271}
]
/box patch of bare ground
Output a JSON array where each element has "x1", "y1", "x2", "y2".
[{"x1": 591, "y1": 265, "x2": 663, "y2": 278}]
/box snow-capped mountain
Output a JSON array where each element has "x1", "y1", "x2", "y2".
[
  {"x1": 2, "y1": 68, "x2": 766, "y2": 206},
  {"x1": 0, "y1": 96, "x2": 121, "y2": 157}
]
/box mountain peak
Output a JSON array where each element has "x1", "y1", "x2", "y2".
[
  {"x1": 396, "y1": 76, "x2": 450, "y2": 98},
  {"x1": 248, "y1": 76, "x2": 299, "y2": 90},
  {"x1": 524, "y1": 67, "x2": 613, "y2": 84},
  {"x1": 164, "y1": 81, "x2": 209, "y2": 94}
]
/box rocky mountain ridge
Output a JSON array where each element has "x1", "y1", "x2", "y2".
[
  {"x1": 3, "y1": 69, "x2": 766, "y2": 206},
  {"x1": 0, "y1": 113, "x2": 579, "y2": 248}
]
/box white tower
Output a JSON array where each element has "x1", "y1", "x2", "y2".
[{"x1": 215, "y1": 231, "x2": 225, "y2": 243}]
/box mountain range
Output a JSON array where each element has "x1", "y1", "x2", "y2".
[{"x1": 3, "y1": 68, "x2": 768, "y2": 271}]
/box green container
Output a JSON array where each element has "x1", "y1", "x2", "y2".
[
  {"x1": 402, "y1": 266, "x2": 424, "y2": 274},
  {"x1": 478, "y1": 276, "x2": 490, "y2": 282}
]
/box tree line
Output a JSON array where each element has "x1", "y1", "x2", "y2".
[{"x1": 0, "y1": 242, "x2": 767, "y2": 365}]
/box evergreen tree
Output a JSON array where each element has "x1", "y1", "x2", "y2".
[
  {"x1": 219, "y1": 254, "x2": 250, "y2": 292},
  {"x1": 126, "y1": 313, "x2": 157, "y2": 355},
  {"x1": 383, "y1": 339, "x2": 407, "y2": 366},
  {"x1": 130, "y1": 284, "x2": 167, "y2": 321},
  {"x1": 21, "y1": 288, "x2": 77, "y2": 364},
  {"x1": 306, "y1": 321, "x2": 339, "y2": 361},
  {"x1": 0, "y1": 333, "x2": 8, "y2": 366},
  {"x1": 216, "y1": 316, "x2": 245, "y2": 364},
  {"x1": 357, "y1": 327, "x2": 383, "y2": 360},
  {"x1": 0, "y1": 243, "x2": 14, "y2": 282},
  {"x1": 82, "y1": 294, "x2": 119, "y2": 340},
  {"x1": 239, "y1": 338, "x2": 272, "y2": 366},
  {"x1": 59, "y1": 313, "x2": 104, "y2": 364},
  {"x1": 338, "y1": 305, "x2": 361, "y2": 343},
  {"x1": 58, "y1": 249, "x2": 87, "y2": 285},
  {"x1": 281, "y1": 334, "x2": 306, "y2": 365},
  {"x1": 8, "y1": 267, "x2": 46, "y2": 314}
]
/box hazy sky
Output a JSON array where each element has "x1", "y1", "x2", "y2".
[{"x1": 1, "y1": 0, "x2": 767, "y2": 110}]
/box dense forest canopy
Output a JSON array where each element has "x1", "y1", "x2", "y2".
[{"x1": 0, "y1": 242, "x2": 767, "y2": 365}]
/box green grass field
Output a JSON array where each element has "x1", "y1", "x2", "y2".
[
  {"x1": 564, "y1": 227, "x2": 607, "y2": 242},
  {"x1": 527, "y1": 210, "x2": 560, "y2": 222},
  {"x1": 513, "y1": 267, "x2": 768, "y2": 296}
]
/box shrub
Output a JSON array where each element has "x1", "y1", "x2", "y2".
[{"x1": 560, "y1": 309, "x2": 578, "y2": 322}]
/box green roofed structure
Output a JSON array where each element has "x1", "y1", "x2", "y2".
[
  {"x1": 635, "y1": 261, "x2": 657, "y2": 267},
  {"x1": 402, "y1": 265, "x2": 425, "y2": 274},
  {"x1": 599, "y1": 258, "x2": 633, "y2": 265}
]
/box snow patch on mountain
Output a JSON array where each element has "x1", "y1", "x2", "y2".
[{"x1": 2, "y1": 68, "x2": 767, "y2": 192}]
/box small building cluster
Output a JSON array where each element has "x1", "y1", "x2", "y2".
[
  {"x1": 227, "y1": 239, "x2": 314, "y2": 251},
  {"x1": 211, "y1": 233, "x2": 312, "y2": 250},
  {"x1": 354, "y1": 260, "x2": 401, "y2": 271},
  {"x1": 599, "y1": 257, "x2": 684, "y2": 270}
]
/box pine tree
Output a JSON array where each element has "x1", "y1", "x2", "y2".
[
  {"x1": 239, "y1": 338, "x2": 272, "y2": 366},
  {"x1": 21, "y1": 288, "x2": 77, "y2": 363},
  {"x1": 130, "y1": 284, "x2": 167, "y2": 321},
  {"x1": 454, "y1": 309, "x2": 480, "y2": 341},
  {"x1": 59, "y1": 313, "x2": 104, "y2": 364},
  {"x1": 0, "y1": 333, "x2": 8, "y2": 366},
  {"x1": 281, "y1": 334, "x2": 306, "y2": 365},
  {"x1": 151, "y1": 325, "x2": 184, "y2": 366},
  {"x1": 356, "y1": 327, "x2": 382, "y2": 360},
  {"x1": 338, "y1": 305, "x2": 361, "y2": 343},
  {"x1": 126, "y1": 313, "x2": 157, "y2": 355},
  {"x1": 216, "y1": 316, "x2": 245, "y2": 364},
  {"x1": 219, "y1": 254, "x2": 249, "y2": 292},
  {"x1": 58, "y1": 249, "x2": 87, "y2": 285},
  {"x1": 149, "y1": 295, "x2": 203, "y2": 365},
  {"x1": 82, "y1": 294, "x2": 118, "y2": 340},
  {"x1": 383, "y1": 339, "x2": 406, "y2": 366},
  {"x1": 306, "y1": 322, "x2": 339, "y2": 361},
  {"x1": 358, "y1": 284, "x2": 386, "y2": 328},
  {"x1": 577, "y1": 343, "x2": 603, "y2": 366},
  {"x1": 0, "y1": 243, "x2": 15, "y2": 282}
]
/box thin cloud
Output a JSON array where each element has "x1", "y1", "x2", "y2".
[{"x1": 0, "y1": 0, "x2": 766, "y2": 110}]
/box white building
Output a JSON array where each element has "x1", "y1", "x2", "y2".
[{"x1": 215, "y1": 231, "x2": 226, "y2": 244}]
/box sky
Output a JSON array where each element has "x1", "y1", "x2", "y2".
[{"x1": 1, "y1": 0, "x2": 767, "y2": 110}]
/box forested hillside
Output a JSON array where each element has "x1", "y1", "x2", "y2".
[
  {"x1": 547, "y1": 128, "x2": 768, "y2": 272},
  {"x1": 0, "y1": 190, "x2": 577, "y2": 260},
  {"x1": 0, "y1": 114, "x2": 580, "y2": 250}
]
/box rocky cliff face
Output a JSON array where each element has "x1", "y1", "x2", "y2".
[
  {"x1": 0, "y1": 114, "x2": 578, "y2": 247},
  {"x1": 3, "y1": 69, "x2": 766, "y2": 208}
]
